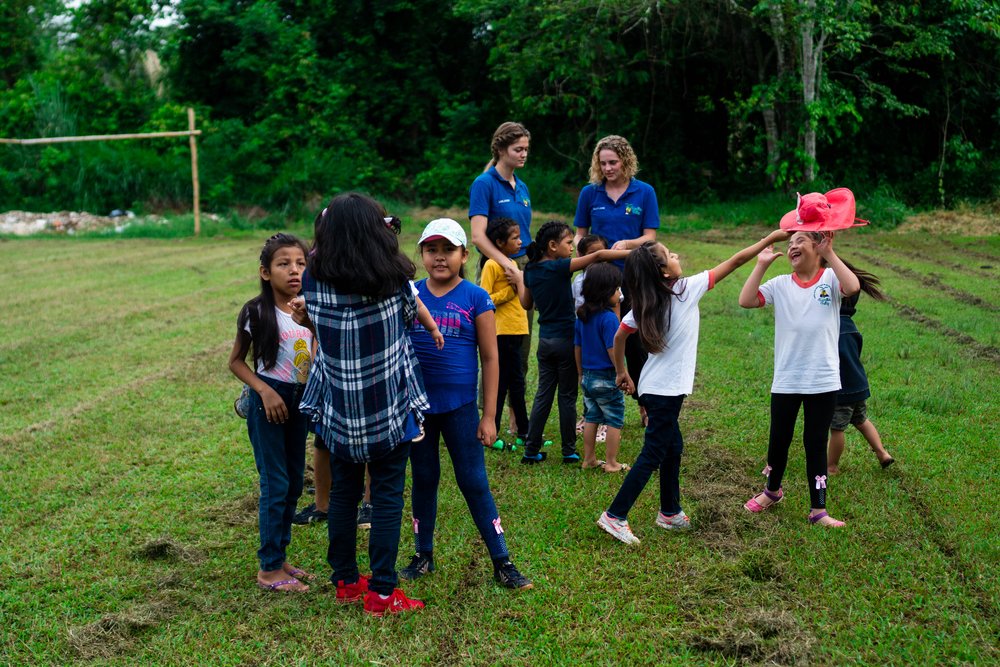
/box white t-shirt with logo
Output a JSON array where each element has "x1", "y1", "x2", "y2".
[
  {"x1": 758, "y1": 267, "x2": 841, "y2": 394},
  {"x1": 245, "y1": 307, "x2": 313, "y2": 384},
  {"x1": 621, "y1": 270, "x2": 714, "y2": 397}
]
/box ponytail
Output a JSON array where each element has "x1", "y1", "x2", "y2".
[{"x1": 526, "y1": 220, "x2": 571, "y2": 265}]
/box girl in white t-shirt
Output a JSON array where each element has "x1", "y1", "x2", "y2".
[
  {"x1": 738, "y1": 231, "x2": 860, "y2": 528},
  {"x1": 228, "y1": 233, "x2": 315, "y2": 592},
  {"x1": 596, "y1": 229, "x2": 791, "y2": 545}
]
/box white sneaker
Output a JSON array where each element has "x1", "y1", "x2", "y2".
[
  {"x1": 655, "y1": 510, "x2": 691, "y2": 531},
  {"x1": 597, "y1": 512, "x2": 641, "y2": 545}
]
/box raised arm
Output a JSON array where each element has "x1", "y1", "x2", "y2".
[
  {"x1": 817, "y1": 232, "x2": 860, "y2": 296},
  {"x1": 712, "y1": 229, "x2": 792, "y2": 285},
  {"x1": 738, "y1": 245, "x2": 784, "y2": 308},
  {"x1": 569, "y1": 247, "x2": 630, "y2": 272}
]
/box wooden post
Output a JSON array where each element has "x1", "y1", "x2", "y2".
[{"x1": 188, "y1": 107, "x2": 201, "y2": 236}]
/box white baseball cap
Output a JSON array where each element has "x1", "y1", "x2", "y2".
[{"x1": 418, "y1": 218, "x2": 467, "y2": 246}]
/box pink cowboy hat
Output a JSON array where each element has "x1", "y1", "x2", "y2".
[{"x1": 779, "y1": 188, "x2": 869, "y2": 232}]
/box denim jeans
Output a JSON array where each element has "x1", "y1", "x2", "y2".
[
  {"x1": 327, "y1": 441, "x2": 411, "y2": 595},
  {"x1": 607, "y1": 394, "x2": 685, "y2": 519},
  {"x1": 410, "y1": 401, "x2": 509, "y2": 559},
  {"x1": 246, "y1": 375, "x2": 308, "y2": 572},
  {"x1": 525, "y1": 337, "x2": 578, "y2": 457},
  {"x1": 581, "y1": 368, "x2": 626, "y2": 429}
]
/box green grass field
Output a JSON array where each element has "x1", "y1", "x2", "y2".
[{"x1": 1, "y1": 227, "x2": 997, "y2": 665}]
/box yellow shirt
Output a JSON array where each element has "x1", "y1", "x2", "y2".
[{"x1": 480, "y1": 259, "x2": 529, "y2": 335}]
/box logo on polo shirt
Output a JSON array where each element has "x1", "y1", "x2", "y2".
[
  {"x1": 625, "y1": 204, "x2": 642, "y2": 215},
  {"x1": 813, "y1": 284, "x2": 832, "y2": 306},
  {"x1": 521, "y1": 197, "x2": 530, "y2": 207}
]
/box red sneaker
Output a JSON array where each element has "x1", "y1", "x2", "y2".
[
  {"x1": 335, "y1": 575, "x2": 369, "y2": 604},
  {"x1": 363, "y1": 588, "x2": 425, "y2": 617}
]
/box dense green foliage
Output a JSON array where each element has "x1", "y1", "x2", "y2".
[{"x1": 0, "y1": 1, "x2": 998, "y2": 218}]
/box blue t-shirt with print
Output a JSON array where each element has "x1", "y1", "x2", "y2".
[
  {"x1": 409, "y1": 278, "x2": 495, "y2": 414},
  {"x1": 469, "y1": 167, "x2": 532, "y2": 258},
  {"x1": 574, "y1": 178, "x2": 660, "y2": 267},
  {"x1": 574, "y1": 309, "x2": 619, "y2": 371},
  {"x1": 524, "y1": 257, "x2": 575, "y2": 339}
]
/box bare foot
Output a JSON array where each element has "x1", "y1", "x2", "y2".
[
  {"x1": 750, "y1": 491, "x2": 777, "y2": 509},
  {"x1": 809, "y1": 512, "x2": 846, "y2": 528},
  {"x1": 258, "y1": 569, "x2": 309, "y2": 592},
  {"x1": 602, "y1": 462, "x2": 630, "y2": 473},
  {"x1": 282, "y1": 563, "x2": 315, "y2": 581},
  {"x1": 581, "y1": 459, "x2": 606, "y2": 470},
  {"x1": 828, "y1": 464, "x2": 840, "y2": 475}
]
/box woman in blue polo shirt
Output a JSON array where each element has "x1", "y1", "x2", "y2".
[
  {"x1": 573, "y1": 135, "x2": 661, "y2": 418},
  {"x1": 469, "y1": 122, "x2": 534, "y2": 427}
]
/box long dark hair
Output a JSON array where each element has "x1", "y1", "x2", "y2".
[
  {"x1": 803, "y1": 232, "x2": 886, "y2": 301},
  {"x1": 576, "y1": 262, "x2": 621, "y2": 322},
  {"x1": 623, "y1": 242, "x2": 686, "y2": 354},
  {"x1": 238, "y1": 233, "x2": 309, "y2": 371},
  {"x1": 309, "y1": 192, "x2": 415, "y2": 297},
  {"x1": 526, "y1": 220, "x2": 571, "y2": 264},
  {"x1": 479, "y1": 216, "x2": 519, "y2": 270}
]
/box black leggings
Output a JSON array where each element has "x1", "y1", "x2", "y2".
[{"x1": 765, "y1": 391, "x2": 837, "y2": 508}]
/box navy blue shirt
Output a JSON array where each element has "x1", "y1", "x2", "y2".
[
  {"x1": 837, "y1": 295, "x2": 870, "y2": 404},
  {"x1": 524, "y1": 258, "x2": 575, "y2": 339},
  {"x1": 469, "y1": 167, "x2": 532, "y2": 258},
  {"x1": 574, "y1": 309, "x2": 619, "y2": 370},
  {"x1": 409, "y1": 279, "x2": 495, "y2": 413},
  {"x1": 574, "y1": 178, "x2": 660, "y2": 267}
]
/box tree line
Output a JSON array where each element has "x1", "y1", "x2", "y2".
[{"x1": 1, "y1": 0, "x2": 997, "y2": 218}]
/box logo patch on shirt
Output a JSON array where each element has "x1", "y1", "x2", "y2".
[
  {"x1": 625, "y1": 204, "x2": 642, "y2": 215},
  {"x1": 521, "y1": 197, "x2": 530, "y2": 207},
  {"x1": 813, "y1": 284, "x2": 832, "y2": 306}
]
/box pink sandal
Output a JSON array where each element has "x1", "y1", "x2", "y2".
[
  {"x1": 744, "y1": 487, "x2": 783, "y2": 513},
  {"x1": 808, "y1": 511, "x2": 846, "y2": 528}
]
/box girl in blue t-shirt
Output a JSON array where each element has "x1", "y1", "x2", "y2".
[
  {"x1": 519, "y1": 221, "x2": 630, "y2": 464},
  {"x1": 403, "y1": 218, "x2": 533, "y2": 590},
  {"x1": 574, "y1": 261, "x2": 629, "y2": 473}
]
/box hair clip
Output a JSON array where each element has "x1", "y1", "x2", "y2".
[{"x1": 384, "y1": 216, "x2": 401, "y2": 235}]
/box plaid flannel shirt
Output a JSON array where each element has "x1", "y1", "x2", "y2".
[{"x1": 299, "y1": 273, "x2": 429, "y2": 463}]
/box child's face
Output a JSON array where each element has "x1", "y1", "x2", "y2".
[
  {"x1": 551, "y1": 232, "x2": 574, "y2": 259},
  {"x1": 654, "y1": 243, "x2": 682, "y2": 279},
  {"x1": 261, "y1": 246, "x2": 307, "y2": 297},
  {"x1": 581, "y1": 240, "x2": 606, "y2": 256},
  {"x1": 497, "y1": 226, "x2": 522, "y2": 257},
  {"x1": 421, "y1": 238, "x2": 468, "y2": 282},
  {"x1": 787, "y1": 233, "x2": 818, "y2": 270}
]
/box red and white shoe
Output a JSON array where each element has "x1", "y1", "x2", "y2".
[
  {"x1": 363, "y1": 588, "x2": 426, "y2": 617},
  {"x1": 335, "y1": 574, "x2": 369, "y2": 604}
]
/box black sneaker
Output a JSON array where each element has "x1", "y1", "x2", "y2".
[
  {"x1": 399, "y1": 552, "x2": 435, "y2": 580},
  {"x1": 520, "y1": 452, "x2": 547, "y2": 465},
  {"x1": 494, "y1": 560, "x2": 533, "y2": 590},
  {"x1": 292, "y1": 503, "x2": 327, "y2": 525},
  {"x1": 356, "y1": 502, "x2": 373, "y2": 530}
]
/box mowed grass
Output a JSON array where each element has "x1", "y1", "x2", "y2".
[{"x1": 0, "y1": 228, "x2": 997, "y2": 665}]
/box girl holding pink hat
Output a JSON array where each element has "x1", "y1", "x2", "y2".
[{"x1": 738, "y1": 189, "x2": 870, "y2": 528}]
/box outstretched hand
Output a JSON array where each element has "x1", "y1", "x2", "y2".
[{"x1": 756, "y1": 244, "x2": 784, "y2": 265}]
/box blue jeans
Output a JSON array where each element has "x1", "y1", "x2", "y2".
[
  {"x1": 607, "y1": 394, "x2": 685, "y2": 519},
  {"x1": 582, "y1": 368, "x2": 625, "y2": 429},
  {"x1": 327, "y1": 441, "x2": 411, "y2": 595},
  {"x1": 246, "y1": 375, "x2": 308, "y2": 572},
  {"x1": 410, "y1": 401, "x2": 509, "y2": 560},
  {"x1": 525, "y1": 337, "x2": 578, "y2": 457}
]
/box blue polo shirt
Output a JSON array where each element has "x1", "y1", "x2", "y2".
[
  {"x1": 469, "y1": 167, "x2": 532, "y2": 258},
  {"x1": 574, "y1": 178, "x2": 660, "y2": 267}
]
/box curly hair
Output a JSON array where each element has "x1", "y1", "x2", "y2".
[
  {"x1": 588, "y1": 135, "x2": 638, "y2": 184},
  {"x1": 487, "y1": 121, "x2": 531, "y2": 170}
]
